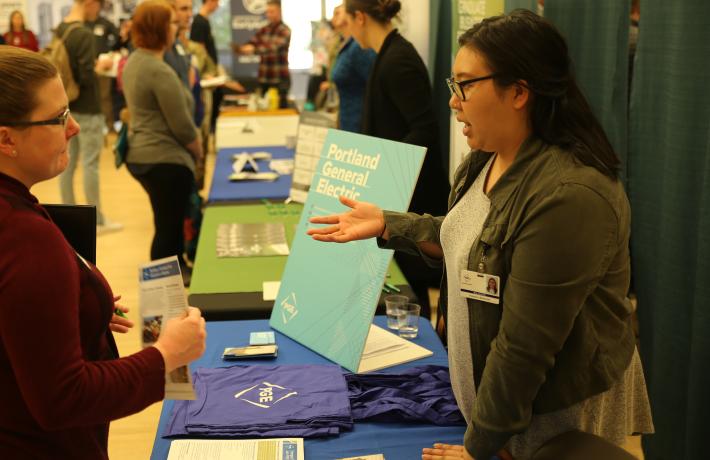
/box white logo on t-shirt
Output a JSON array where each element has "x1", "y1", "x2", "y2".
[{"x1": 234, "y1": 381, "x2": 298, "y2": 408}]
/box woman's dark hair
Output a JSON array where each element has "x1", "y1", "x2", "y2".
[
  {"x1": 459, "y1": 9, "x2": 620, "y2": 178},
  {"x1": 345, "y1": 0, "x2": 401, "y2": 25},
  {"x1": 0, "y1": 45, "x2": 57, "y2": 124},
  {"x1": 9, "y1": 10, "x2": 25, "y2": 33}
]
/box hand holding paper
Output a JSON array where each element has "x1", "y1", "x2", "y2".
[
  {"x1": 307, "y1": 195, "x2": 386, "y2": 243},
  {"x1": 153, "y1": 307, "x2": 207, "y2": 373}
]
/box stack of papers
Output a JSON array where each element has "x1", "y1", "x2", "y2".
[
  {"x1": 215, "y1": 223, "x2": 289, "y2": 258},
  {"x1": 168, "y1": 438, "x2": 303, "y2": 460},
  {"x1": 164, "y1": 365, "x2": 353, "y2": 438}
]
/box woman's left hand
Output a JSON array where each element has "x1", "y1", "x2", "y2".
[
  {"x1": 422, "y1": 444, "x2": 474, "y2": 460},
  {"x1": 110, "y1": 295, "x2": 134, "y2": 334}
]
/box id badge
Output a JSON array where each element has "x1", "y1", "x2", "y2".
[{"x1": 460, "y1": 269, "x2": 500, "y2": 304}]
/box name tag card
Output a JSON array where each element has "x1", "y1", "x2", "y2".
[{"x1": 460, "y1": 269, "x2": 500, "y2": 304}]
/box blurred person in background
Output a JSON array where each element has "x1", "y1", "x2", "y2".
[
  {"x1": 122, "y1": 0, "x2": 203, "y2": 285},
  {"x1": 165, "y1": 0, "x2": 193, "y2": 88},
  {"x1": 305, "y1": 15, "x2": 337, "y2": 110},
  {"x1": 345, "y1": 0, "x2": 450, "y2": 318},
  {"x1": 3, "y1": 10, "x2": 39, "y2": 52},
  {"x1": 234, "y1": 0, "x2": 291, "y2": 108},
  {"x1": 84, "y1": 0, "x2": 121, "y2": 131},
  {"x1": 191, "y1": 0, "x2": 221, "y2": 139},
  {"x1": 58, "y1": 0, "x2": 123, "y2": 234},
  {"x1": 323, "y1": 3, "x2": 375, "y2": 132}
]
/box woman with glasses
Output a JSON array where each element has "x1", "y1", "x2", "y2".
[
  {"x1": 308, "y1": 10, "x2": 653, "y2": 460},
  {"x1": 122, "y1": 0, "x2": 203, "y2": 284},
  {"x1": 345, "y1": 0, "x2": 450, "y2": 318},
  {"x1": 0, "y1": 45, "x2": 206, "y2": 457}
]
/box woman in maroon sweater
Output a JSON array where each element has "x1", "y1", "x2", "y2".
[
  {"x1": 3, "y1": 11, "x2": 39, "y2": 52},
  {"x1": 0, "y1": 46, "x2": 207, "y2": 459}
]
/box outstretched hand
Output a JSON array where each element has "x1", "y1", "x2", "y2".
[
  {"x1": 422, "y1": 444, "x2": 474, "y2": 460},
  {"x1": 307, "y1": 195, "x2": 385, "y2": 243},
  {"x1": 422, "y1": 443, "x2": 513, "y2": 460}
]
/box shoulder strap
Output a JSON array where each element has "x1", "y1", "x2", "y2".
[{"x1": 60, "y1": 22, "x2": 83, "y2": 41}]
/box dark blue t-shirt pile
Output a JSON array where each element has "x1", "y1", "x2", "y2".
[
  {"x1": 163, "y1": 364, "x2": 463, "y2": 439},
  {"x1": 346, "y1": 365, "x2": 465, "y2": 426}
]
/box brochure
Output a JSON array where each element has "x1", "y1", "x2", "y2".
[
  {"x1": 138, "y1": 256, "x2": 196, "y2": 400},
  {"x1": 167, "y1": 438, "x2": 303, "y2": 460},
  {"x1": 216, "y1": 222, "x2": 289, "y2": 258}
]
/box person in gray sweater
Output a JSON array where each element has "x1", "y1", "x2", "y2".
[{"x1": 122, "y1": 0, "x2": 203, "y2": 276}]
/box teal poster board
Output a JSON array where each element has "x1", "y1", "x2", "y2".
[{"x1": 269, "y1": 129, "x2": 425, "y2": 372}]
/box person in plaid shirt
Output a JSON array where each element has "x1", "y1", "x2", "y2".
[{"x1": 235, "y1": 0, "x2": 291, "y2": 107}]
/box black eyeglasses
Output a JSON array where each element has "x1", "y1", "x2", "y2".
[
  {"x1": 446, "y1": 75, "x2": 497, "y2": 101},
  {"x1": 1, "y1": 108, "x2": 72, "y2": 128}
]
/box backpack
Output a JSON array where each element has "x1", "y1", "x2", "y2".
[{"x1": 41, "y1": 24, "x2": 82, "y2": 102}]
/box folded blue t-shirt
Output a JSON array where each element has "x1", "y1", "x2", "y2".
[{"x1": 164, "y1": 364, "x2": 353, "y2": 438}]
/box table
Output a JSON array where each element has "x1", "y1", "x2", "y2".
[
  {"x1": 220, "y1": 108, "x2": 298, "y2": 117},
  {"x1": 208, "y1": 145, "x2": 294, "y2": 204},
  {"x1": 188, "y1": 204, "x2": 414, "y2": 321},
  {"x1": 149, "y1": 316, "x2": 465, "y2": 460},
  {"x1": 216, "y1": 112, "x2": 299, "y2": 149}
]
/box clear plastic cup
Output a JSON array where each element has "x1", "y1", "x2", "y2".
[
  {"x1": 384, "y1": 295, "x2": 408, "y2": 330},
  {"x1": 397, "y1": 303, "x2": 421, "y2": 339}
]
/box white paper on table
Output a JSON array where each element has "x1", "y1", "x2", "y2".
[
  {"x1": 200, "y1": 75, "x2": 229, "y2": 88},
  {"x1": 167, "y1": 438, "x2": 304, "y2": 460},
  {"x1": 269, "y1": 159, "x2": 295, "y2": 175},
  {"x1": 337, "y1": 455, "x2": 385, "y2": 460},
  {"x1": 218, "y1": 119, "x2": 246, "y2": 131},
  {"x1": 263, "y1": 281, "x2": 281, "y2": 301},
  {"x1": 138, "y1": 256, "x2": 195, "y2": 400},
  {"x1": 357, "y1": 324, "x2": 432, "y2": 373}
]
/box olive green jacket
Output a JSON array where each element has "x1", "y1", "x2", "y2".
[{"x1": 380, "y1": 137, "x2": 635, "y2": 459}]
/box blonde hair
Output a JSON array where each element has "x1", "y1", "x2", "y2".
[{"x1": 0, "y1": 46, "x2": 58, "y2": 124}]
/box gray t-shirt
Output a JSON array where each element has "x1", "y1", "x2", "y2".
[
  {"x1": 122, "y1": 48, "x2": 196, "y2": 172},
  {"x1": 440, "y1": 155, "x2": 493, "y2": 424}
]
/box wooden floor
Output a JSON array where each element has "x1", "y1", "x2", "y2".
[{"x1": 29, "y1": 135, "x2": 643, "y2": 459}]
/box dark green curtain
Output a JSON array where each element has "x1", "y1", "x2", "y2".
[
  {"x1": 629, "y1": 1, "x2": 710, "y2": 458},
  {"x1": 504, "y1": 0, "x2": 537, "y2": 13},
  {"x1": 430, "y1": 0, "x2": 453, "y2": 176},
  {"x1": 544, "y1": 1, "x2": 630, "y2": 180}
]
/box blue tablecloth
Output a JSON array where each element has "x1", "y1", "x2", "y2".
[
  {"x1": 208, "y1": 146, "x2": 294, "y2": 204},
  {"x1": 150, "y1": 316, "x2": 466, "y2": 459}
]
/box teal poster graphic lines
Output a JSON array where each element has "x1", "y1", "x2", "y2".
[{"x1": 269, "y1": 129, "x2": 425, "y2": 372}]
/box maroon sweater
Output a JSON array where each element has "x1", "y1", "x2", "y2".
[{"x1": 0, "y1": 173, "x2": 165, "y2": 459}]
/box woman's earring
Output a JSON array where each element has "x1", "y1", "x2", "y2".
[{"x1": 10, "y1": 150, "x2": 17, "y2": 158}]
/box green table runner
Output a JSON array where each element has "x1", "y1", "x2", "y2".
[{"x1": 190, "y1": 202, "x2": 407, "y2": 296}]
